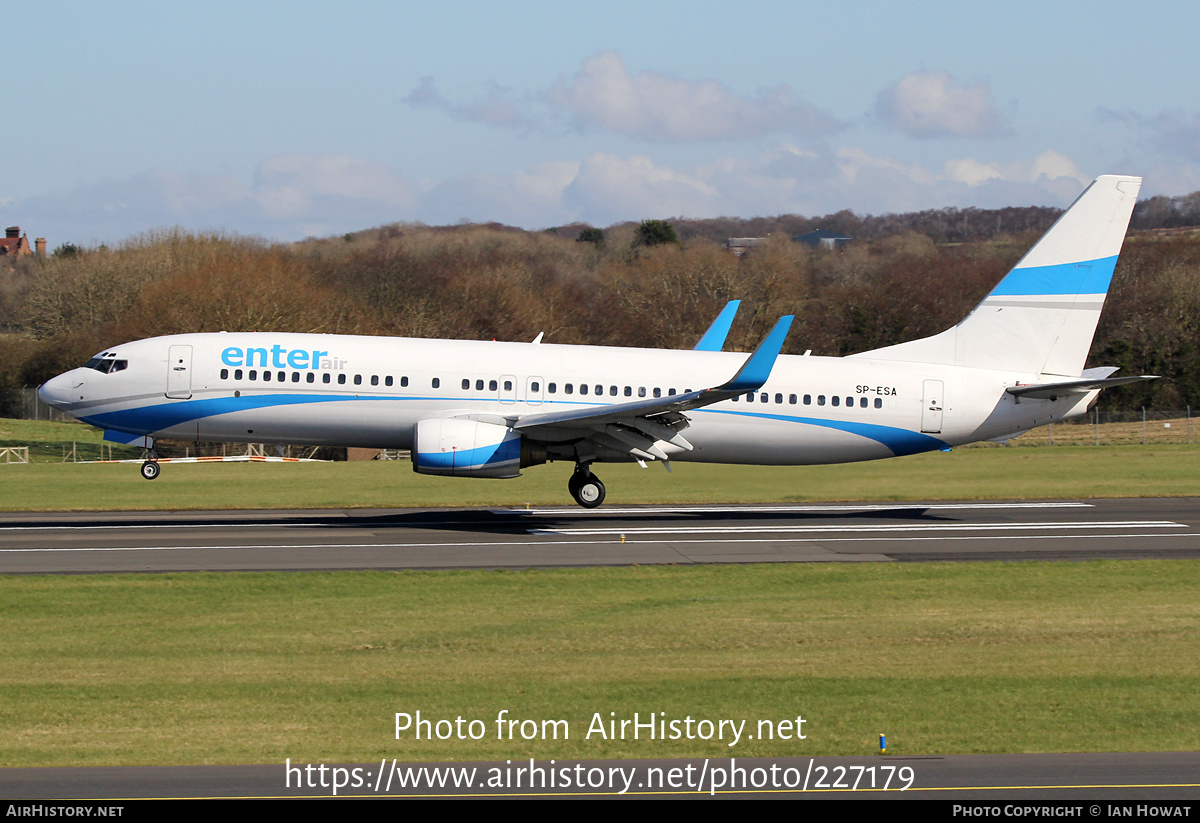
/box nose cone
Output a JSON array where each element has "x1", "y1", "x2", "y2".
[{"x1": 38, "y1": 370, "x2": 82, "y2": 410}]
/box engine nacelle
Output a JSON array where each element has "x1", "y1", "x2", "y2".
[{"x1": 412, "y1": 418, "x2": 541, "y2": 478}]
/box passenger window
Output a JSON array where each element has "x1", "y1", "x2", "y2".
[
  {"x1": 234, "y1": 369, "x2": 243, "y2": 380},
  {"x1": 489, "y1": 379, "x2": 498, "y2": 391},
  {"x1": 531, "y1": 381, "x2": 540, "y2": 393},
  {"x1": 761, "y1": 393, "x2": 768, "y2": 403},
  {"x1": 432, "y1": 378, "x2": 440, "y2": 389},
  {"x1": 548, "y1": 383, "x2": 556, "y2": 394},
  {"x1": 338, "y1": 374, "x2": 346, "y2": 384},
  {"x1": 580, "y1": 384, "x2": 588, "y2": 396},
  {"x1": 462, "y1": 379, "x2": 470, "y2": 390},
  {"x1": 832, "y1": 396, "x2": 840, "y2": 407},
  {"x1": 354, "y1": 374, "x2": 362, "y2": 386},
  {"x1": 653, "y1": 388, "x2": 661, "y2": 398},
  {"x1": 401, "y1": 376, "x2": 409, "y2": 387},
  {"x1": 804, "y1": 394, "x2": 811, "y2": 405},
  {"x1": 775, "y1": 393, "x2": 783, "y2": 404},
  {"x1": 263, "y1": 371, "x2": 272, "y2": 382},
  {"x1": 323, "y1": 373, "x2": 331, "y2": 384},
  {"x1": 610, "y1": 386, "x2": 617, "y2": 396},
  {"x1": 860, "y1": 397, "x2": 867, "y2": 408},
  {"x1": 818, "y1": 395, "x2": 825, "y2": 406},
  {"x1": 221, "y1": 368, "x2": 229, "y2": 379},
  {"x1": 307, "y1": 373, "x2": 315, "y2": 383},
  {"x1": 291, "y1": 372, "x2": 300, "y2": 383},
  {"x1": 746, "y1": 392, "x2": 754, "y2": 403},
  {"x1": 594, "y1": 385, "x2": 602, "y2": 395},
  {"x1": 278, "y1": 371, "x2": 285, "y2": 381},
  {"x1": 385, "y1": 376, "x2": 393, "y2": 387},
  {"x1": 371, "y1": 375, "x2": 379, "y2": 386},
  {"x1": 565, "y1": 384, "x2": 574, "y2": 395},
  {"x1": 875, "y1": 398, "x2": 883, "y2": 409},
  {"x1": 249, "y1": 370, "x2": 257, "y2": 381},
  {"x1": 789, "y1": 394, "x2": 797, "y2": 405},
  {"x1": 476, "y1": 379, "x2": 484, "y2": 390},
  {"x1": 503, "y1": 380, "x2": 512, "y2": 391},
  {"x1": 638, "y1": 387, "x2": 646, "y2": 397},
  {"x1": 846, "y1": 396, "x2": 854, "y2": 406}
]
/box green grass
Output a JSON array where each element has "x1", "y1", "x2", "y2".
[
  {"x1": 1, "y1": 561, "x2": 1197, "y2": 766},
  {"x1": 0, "y1": 442, "x2": 1196, "y2": 511}
]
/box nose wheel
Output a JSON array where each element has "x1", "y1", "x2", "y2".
[
  {"x1": 140, "y1": 448, "x2": 160, "y2": 481},
  {"x1": 568, "y1": 467, "x2": 605, "y2": 508}
]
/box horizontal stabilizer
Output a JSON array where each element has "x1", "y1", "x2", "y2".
[{"x1": 1006, "y1": 374, "x2": 1158, "y2": 400}]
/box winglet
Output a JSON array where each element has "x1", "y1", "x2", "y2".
[
  {"x1": 721, "y1": 315, "x2": 793, "y2": 392},
  {"x1": 693, "y1": 300, "x2": 741, "y2": 351}
]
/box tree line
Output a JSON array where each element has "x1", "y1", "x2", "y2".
[{"x1": 1, "y1": 202, "x2": 1198, "y2": 416}]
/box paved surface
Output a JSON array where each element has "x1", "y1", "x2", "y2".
[
  {"x1": 0, "y1": 498, "x2": 1197, "y2": 573},
  {"x1": 1, "y1": 752, "x2": 1197, "y2": 799}
]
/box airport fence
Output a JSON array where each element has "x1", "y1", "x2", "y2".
[{"x1": 980, "y1": 408, "x2": 1194, "y2": 447}]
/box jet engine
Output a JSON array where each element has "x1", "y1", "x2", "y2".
[{"x1": 411, "y1": 418, "x2": 544, "y2": 478}]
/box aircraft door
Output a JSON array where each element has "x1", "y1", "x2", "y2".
[
  {"x1": 166, "y1": 345, "x2": 193, "y2": 399},
  {"x1": 921, "y1": 380, "x2": 943, "y2": 433}
]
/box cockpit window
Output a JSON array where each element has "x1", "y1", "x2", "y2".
[{"x1": 83, "y1": 358, "x2": 128, "y2": 374}]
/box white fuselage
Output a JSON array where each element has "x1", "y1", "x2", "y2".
[{"x1": 38, "y1": 331, "x2": 1092, "y2": 465}]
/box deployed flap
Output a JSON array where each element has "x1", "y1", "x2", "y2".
[
  {"x1": 516, "y1": 315, "x2": 793, "y2": 435},
  {"x1": 693, "y1": 300, "x2": 740, "y2": 351}
]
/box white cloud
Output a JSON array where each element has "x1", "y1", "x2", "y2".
[
  {"x1": 404, "y1": 77, "x2": 535, "y2": 130},
  {"x1": 875, "y1": 71, "x2": 1010, "y2": 139},
  {"x1": 546, "y1": 51, "x2": 840, "y2": 142},
  {"x1": 12, "y1": 145, "x2": 1102, "y2": 247},
  {"x1": 564, "y1": 154, "x2": 719, "y2": 223},
  {"x1": 404, "y1": 51, "x2": 839, "y2": 143}
]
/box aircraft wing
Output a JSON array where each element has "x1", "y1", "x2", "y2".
[{"x1": 514, "y1": 316, "x2": 793, "y2": 463}]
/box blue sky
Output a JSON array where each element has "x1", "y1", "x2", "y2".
[{"x1": 4, "y1": 0, "x2": 1199, "y2": 245}]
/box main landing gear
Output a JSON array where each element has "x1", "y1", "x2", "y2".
[
  {"x1": 568, "y1": 464, "x2": 605, "y2": 508},
  {"x1": 140, "y1": 449, "x2": 160, "y2": 481}
]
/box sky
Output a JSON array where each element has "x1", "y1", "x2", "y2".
[{"x1": 4, "y1": 0, "x2": 1200, "y2": 246}]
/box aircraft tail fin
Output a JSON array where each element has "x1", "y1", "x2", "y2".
[{"x1": 853, "y1": 175, "x2": 1142, "y2": 376}]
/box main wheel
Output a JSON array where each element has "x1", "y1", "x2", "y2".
[
  {"x1": 140, "y1": 460, "x2": 160, "y2": 481},
  {"x1": 570, "y1": 473, "x2": 605, "y2": 508}
]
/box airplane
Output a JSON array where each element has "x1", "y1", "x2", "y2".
[{"x1": 37, "y1": 175, "x2": 1156, "y2": 508}]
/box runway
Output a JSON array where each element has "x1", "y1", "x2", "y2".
[
  {"x1": 2, "y1": 752, "x2": 1197, "y2": 799},
  {"x1": 0, "y1": 497, "x2": 1197, "y2": 574}
]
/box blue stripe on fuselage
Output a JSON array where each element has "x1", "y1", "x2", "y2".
[
  {"x1": 78, "y1": 393, "x2": 363, "y2": 434},
  {"x1": 80, "y1": 393, "x2": 949, "y2": 458},
  {"x1": 706, "y1": 409, "x2": 948, "y2": 457}
]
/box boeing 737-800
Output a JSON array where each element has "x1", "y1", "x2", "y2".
[{"x1": 38, "y1": 175, "x2": 1154, "y2": 507}]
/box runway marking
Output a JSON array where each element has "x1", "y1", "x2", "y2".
[
  {"x1": 503, "y1": 502, "x2": 1096, "y2": 516},
  {"x1": 530, "y1": 520, "x2": 1186, "y2": 536},
  {"x1": 2, "y1": 532, "x2": 1198, "y2": 554}
]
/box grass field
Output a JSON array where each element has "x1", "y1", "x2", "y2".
[
  {"x1": 1, "y1": 417, "x2": 1196, "y2": 768},
  {"x1": 0, "y1": 443, "x2": 1196, "y2": 511},
  {"x1": 2, "y1": 560, "x2": 1198, "y2": 766}
]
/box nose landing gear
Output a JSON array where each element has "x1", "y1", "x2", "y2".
[
  {"x1": 568, "y1": 465, "x2": 605, "y2": 508},
  {"x1": 140, "y1": 448, "x2": 160, "y2": 481}
]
